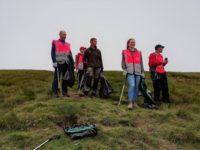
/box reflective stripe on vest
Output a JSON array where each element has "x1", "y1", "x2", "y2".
[
  {"x1": 123, "y1": 49, "x2": 142, "y2": 75},
  {"x1": 53, "y1": 40, "x2": 71, "y2": 64}
]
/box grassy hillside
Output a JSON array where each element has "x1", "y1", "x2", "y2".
[{"x1": 0, "y1": 70, "x2": 200, "y2": 150}]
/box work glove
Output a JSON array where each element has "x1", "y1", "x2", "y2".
[
  {"x1": 141, "y1": 73, "x2": 145, "y2": 78},
  {"x1": 53, "y1": 62, "x2": 57, "y2": 68},
  {"x1": 123, "y1": 70, "x2": 127, "y2": 76}
]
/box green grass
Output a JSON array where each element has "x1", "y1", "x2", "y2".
[{"x1": 0, "y1": 70, "x2": 200, "y2": 150}]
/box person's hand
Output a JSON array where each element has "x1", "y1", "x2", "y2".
[
  {"x1": 163, "y1": 60, "x2": 168, "y2": 65},
  {"x1": 141, "y1": 73, "x2": 145, "y2": 78},
  {"x1": 53, "y1": 62, "x2": 57, "y2": 68},
  {"x1": 101, "y1": 67, "x2": 104, "y2": 72},
  {"x1": 123, "y1": 70, "x2": 127, "y2": 76}
]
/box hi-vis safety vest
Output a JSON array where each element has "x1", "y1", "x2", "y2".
[
  {"x1": 53, "y1": 40, "x2": 71, "y2": 64},
  {"x1": 122, "y1": 49, "x2": 142, "y2": 75},
  {"x1": 76, "y1": 53, "x2": 84, "y2": 70}
]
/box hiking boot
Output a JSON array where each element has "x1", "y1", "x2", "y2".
[
  {"x1": 78, "y1": 91, "x2": 85, "y2": 97},
  {"x1": 62, "y1": 91, "x2": 70, "y2": 97},
  {"x1": 52, "y1": 93, "x2": 59, "y2": 98},
  {"x1": 84, "y1": 91, "x2": 89, "y2": 96},
  {"x1": 133, "y1": 102, "x2": 139, "y2": 108},
  {"x1": 128, "y1": 102, "x2": 133, "y2": 110},
  {"x1": 91, "y1": 91, "x2": 97, "y2": 97},
  {"x1": 163, "y1": 98, "x2": 171, "y2": 103},
  {"x1": 52, "y1": 94, "x2": 59, "y2": 98}
]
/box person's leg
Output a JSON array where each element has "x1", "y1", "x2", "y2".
[
  {"x1": 61, "y1": 63, "x2": 68, "y2": 96},
  {"x1": 127, "y1": 74, "x2": 135, "y2": 109},
  {"x1": 153, "y1": 77, "x2": 161, "y2": 103},
  {"x1": 92, "y1": 68, "x2": 101, "y2": 96},
  {"x1": 85, "y1": 67, "x2": 93, "y2": 95},
  {"x1": 132, "y1": 75, "x2": 141, "y2": 108},
  {"x1": 52, "y1": 66, "x2": 61, "y2": 96},
  {"x1": 161, "y1": 73, "x2": 170, "y2": 103},
  {"x1": 78, "y1": 70, "x2": 84, "y2": 89}
]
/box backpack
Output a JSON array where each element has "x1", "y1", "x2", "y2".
[{"x1": 63, "y1": 124, "x2": 97, "y2": 139}]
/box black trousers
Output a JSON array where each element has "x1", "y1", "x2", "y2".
[
  {"x1": 153, "y1": 72, "x2": 170, "y2": 102},
  {"x1": 77, "y1": 70, "x2": 84, "y2": 89},
  {"x1": 52, "y1": 63, "x2": 68, "y2": 95}
]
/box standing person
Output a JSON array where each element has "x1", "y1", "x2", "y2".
[
  {"x1": 51, "y1": 30, "x2": 74, "y2": 97},
  {"x1": 75, "y1": 46, "x2": 86, "y2": 89},
  {"x1": 148, "y1": 44, "x2": 170, "y2": 103},
  {"x1": 121, "y1": 38, "x2": 144, "y2": 109},
  {"x1": 83, "y1": 38, "x2": 103, "y2": 96}
]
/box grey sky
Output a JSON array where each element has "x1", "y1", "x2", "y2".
[{"x1": 0, "y1": 0, "x2": 200, "y2": 72}]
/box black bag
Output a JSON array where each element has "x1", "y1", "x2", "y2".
[
  {"x1": 99, "y1": 75, "x2": 113, "y2": 98},
  {"x1": 139, "y1": 77, "x2": 157, "y2": 109},
  {"x1": 64, "y1": 124, "x2": 98, "y2": 139},
  {"x1": 149, "y1": 67, "x2": 160, "y2": 81},
  {"x1": 78, "y1": 73, "x2": 90, "y2": 94},
  {"x1": 64, "y1": 55, "x2": 75, "y2": 88}
]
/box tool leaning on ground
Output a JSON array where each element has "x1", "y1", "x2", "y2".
[
  {"x1": 33, "y1": 135, "x2": 61, "y2": 150},
  {"x1": 118, "y1": 76, "x2": 126, "y2": 106},
  {"x1": 56, "y1": 67, "x2": 61, "y2": 92}
]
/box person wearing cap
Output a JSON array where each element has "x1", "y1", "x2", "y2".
[
  {"x1": 148, "y1": 44, "x2": 170, "y2": 103},
  {"x1": 83, "y1": 38, "x2": 103, "y2": 96},
  {"x1": 75, "y1": 46, "x2": 86, "y2": 89},
  {"x1": 51, "y1": 30, "x2": 74, "y2": 97},
  {"x1": 121, "y1": 38, "x2": 144, "y2": 109}
]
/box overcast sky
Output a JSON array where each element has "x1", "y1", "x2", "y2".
[{"x1": 0, "y1": 0, "x2": 200, "y2": 72}]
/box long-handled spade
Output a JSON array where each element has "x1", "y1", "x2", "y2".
[
  {"x1": 33, "y1": 135, "x2": 61, "y2": 150},
  {"x1": 57, "y1": 67, "x2": 61, "y2": 93},
  {"x1": 118, "y1": 77, "x2": 126, "y2": 106}
]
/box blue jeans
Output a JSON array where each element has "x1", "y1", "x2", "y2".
[{"x1": 127, "y1": 74, "x2": 141, "y2": 102}]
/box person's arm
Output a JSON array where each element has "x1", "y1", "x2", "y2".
[
  {"x1": 51, "y1": 41, "x2": 56, "y2": 63},
  {"x1": 140, "y1": 52, "x2": 144, "y2": 73},
  {"x1": 83, "y1": 50, "x2": 88, "y2": 70},
  {"x1": 69, "y1": 51, "x2": 74, "y2": 63},
  {"x1": 121, "y1": 51, "x2": 126, "y2": 70},
  {"x1": 99, "y1": 50, "x2": 104, "y2": 70}
]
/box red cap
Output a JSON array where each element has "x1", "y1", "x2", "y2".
[{"x1": 80, "y1": 46, "x2": 86, "y2": 50}]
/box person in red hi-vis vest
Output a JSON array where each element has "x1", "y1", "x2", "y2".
[
  {"x1": 148, "y1": 44, "x2": 170, "y2": 104},
  {"x1": 121, "y1": 38, "x2": 144, "y2": 110},
  {"x1": 75, "y1": 46, "x2": 86, "y2": 89}
]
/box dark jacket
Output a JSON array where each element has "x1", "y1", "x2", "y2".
[{"x1": 83, "y1": 47, "x2": 103, "y2": 69}]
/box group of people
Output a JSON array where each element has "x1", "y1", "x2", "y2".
[{"x1": 51, "y1": 30, "x2": 170, "y2": 109}]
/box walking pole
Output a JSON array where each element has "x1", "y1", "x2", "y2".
[
  {"x1": 33, "y1": 135, "x2": 60, "y2": 150},
  {"x1": 118, "y1": 76, "x2": 126, "y2": 106},
  {"x1": 57, "y1": 67, "x2": 60, "y2": 92},
  {"x1": 78, "y1": 73, "x2": 85, "y2": 94}
]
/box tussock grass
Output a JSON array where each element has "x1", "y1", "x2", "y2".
[{"x1": 0, "y1": 70, "x2": 200, "y2": 149}]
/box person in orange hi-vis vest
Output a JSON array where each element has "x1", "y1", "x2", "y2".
[
  {"x1": 75, "y1": 46, "x2": 86, "y2": 89},
  {"x1": 121, "y1": 38, "x2": 144, "y2": 110},
  {"x1": 51, "y1": 30, "x2": 74, "y2": 97},
  {"x1": 148, "y1": 44, "x2": 170, "y2": 104}
]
